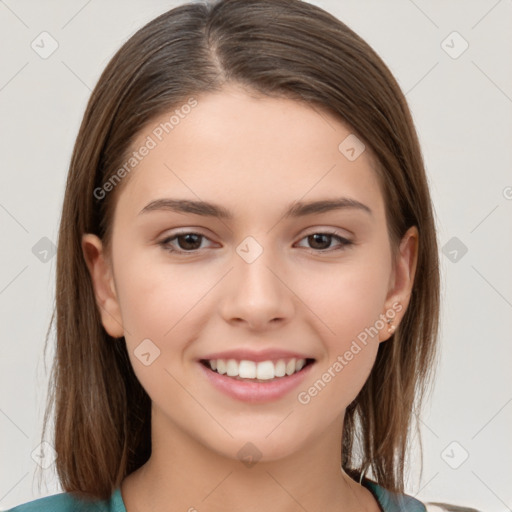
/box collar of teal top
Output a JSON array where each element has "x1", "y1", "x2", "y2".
[
  {"x1": 361, "y1": 478, "x2": 427, "y2": 512},
  {"x1": 111, "y1": 480, "x2": 426, "y2": 512}
]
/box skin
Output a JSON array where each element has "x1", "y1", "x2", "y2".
[{"x1": 82, "y1": 84, "x2": 418, "y2": 512}]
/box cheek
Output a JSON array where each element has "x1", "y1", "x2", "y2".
[
  {"x1": 114, "y1": 250, "x2": 211, "y2": 338},
  {"x1": 295, "y1": 256, "x2": 389, "y2": 401},
  {"x1": 297, "y1": 270, "x2": 385, "y2": 415},
  {"x1": 113, "y1": 253, "x2": 213, "y2": 398},
  {"x1": 302, "y1": 255, "x2": 391, "y2": 342}
]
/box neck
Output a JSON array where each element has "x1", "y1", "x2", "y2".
[{"x1": 121, "y1": 406, "x2": 376, "y2": 512}]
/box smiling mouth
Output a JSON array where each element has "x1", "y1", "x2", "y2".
[{"x1": 199, "y1": 357, "x2": 316, "y2": 382}]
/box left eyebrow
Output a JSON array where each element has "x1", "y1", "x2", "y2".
[{"x1": 138, "y1": 197, "x2": 373, "y2": 219}]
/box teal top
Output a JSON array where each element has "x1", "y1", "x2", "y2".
[{"x1": 5, "y1": 478, "x2": 426, "y2": 511}]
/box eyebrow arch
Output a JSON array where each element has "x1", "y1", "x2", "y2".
[{"x1": 139, "y1": 197, "x2": 372, "y2": 219}]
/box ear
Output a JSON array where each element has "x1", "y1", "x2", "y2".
[
  {"x1": 379, "y1": 226, "x2": 419, "y2": 342},
  {"x1": 81, "y1": 233, "x2": 125, "y2": 338}
]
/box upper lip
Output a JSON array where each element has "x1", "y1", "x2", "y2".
[{"x1": 199, "y1": 349, "x2": 315, "y2": 363}]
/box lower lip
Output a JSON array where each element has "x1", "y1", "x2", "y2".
[{"x1": 197, "y1": 361, "x2": 315, "y2": 403}]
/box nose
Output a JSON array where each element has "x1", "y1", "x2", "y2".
[{"x1": 218, "y1": 241, "x2": 295, "y2": 331}]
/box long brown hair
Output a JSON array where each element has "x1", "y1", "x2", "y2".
[{"x1": 40, "y1": 0, "x2": 440, "y2": 501}]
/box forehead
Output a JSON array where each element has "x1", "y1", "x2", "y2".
[{"x1": 116, "y1": 85, "x2": 385, "y2": 222}]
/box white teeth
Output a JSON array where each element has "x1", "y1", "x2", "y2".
[
  {"x1": 239, "y1": 360, "x2": 257, "y2": 378},
  {"x1": 274, "y1": 360, "x2": 286, "y2": 377},
  {"x1": 226, "y1": 359, "x2": 239, "y2": 377},
  {"x1": 216, "y1": 359, "x2": 226, "y2": 374},
  {"x1": 205, "y1": 357, "x2": 309, "y2": 380},
  {"x1": 256, "y1": 361, "x2": 274, "y2": 380}
]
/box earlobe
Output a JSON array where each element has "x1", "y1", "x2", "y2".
[
  {"x1": 379, "y1": 226, "x2": 419, "y2": 343},
  {"x1": 81, "y1": 233, "x2": 125, "y2": 338}
]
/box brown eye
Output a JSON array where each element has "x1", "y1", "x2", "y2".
[
  {"x1": 174, "y1": 233, "x2": 203, "y2": 250},
  {"x1": 296, "y1": 232, "x2": 353, "y2": 252},
  {"x1": 308, "y1": 234, "x2": 332, "y2": 250},
  {"x1": 159, "y1": 232, "x2": 211, "y2": 253}
]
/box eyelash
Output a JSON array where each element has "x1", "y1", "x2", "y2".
[{"x1": 158, "y1": 230, "x2": 353, "y2": 256}]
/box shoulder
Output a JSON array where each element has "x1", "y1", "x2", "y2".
[
  {"x1": 4, "y1": 489, "x2": 123, "y2": 512},
  {"x1": 364, "y1": 480, "x2": 427, "y2": 512}
]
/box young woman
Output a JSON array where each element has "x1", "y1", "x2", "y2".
[{"x1": 7, "y1": 0, "x2": 441, "y2": 510}]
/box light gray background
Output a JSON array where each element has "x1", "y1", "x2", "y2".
[{"x1": 1, "y1": 0, "x2": 511, "y2": 510}]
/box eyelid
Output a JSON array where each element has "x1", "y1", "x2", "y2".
[{"x1": 301, "y1": 227, "x2": 352, "y2": 239}]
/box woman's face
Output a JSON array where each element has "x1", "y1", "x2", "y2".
[{"x1": 83, "y1": 84, "x2": 417, "y2": 463}]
